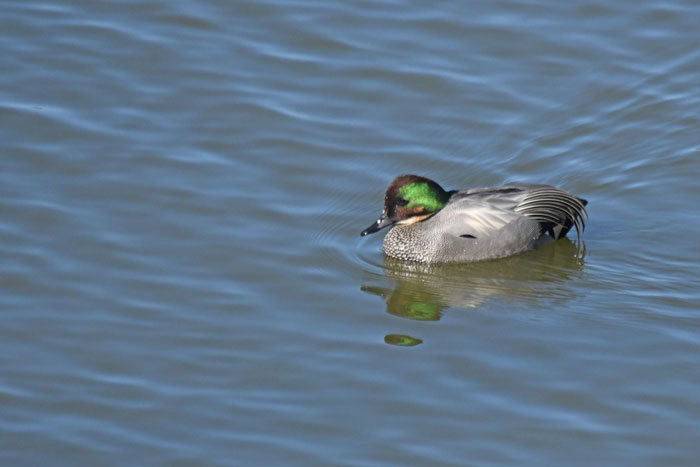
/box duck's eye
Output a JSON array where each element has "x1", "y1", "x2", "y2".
[{"x1": 396, "y1": 197, "x2": 409, "y2": 206}]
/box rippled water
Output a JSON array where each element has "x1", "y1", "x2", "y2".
[{"x1": 2, "y1": 0, "x2": 700, "y2": 465}]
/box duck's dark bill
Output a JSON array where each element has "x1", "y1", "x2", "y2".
[{"x1": 361, "y1": 214, "x2": 393, "y2": 236}]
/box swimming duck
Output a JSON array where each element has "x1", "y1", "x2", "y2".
[{"x1": 361, "y1": 174, "x2": 587, "y2": 263}]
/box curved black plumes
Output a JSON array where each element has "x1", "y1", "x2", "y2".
[{"x1": 514, "y1": 187, "x2": 588, "y2": 241}]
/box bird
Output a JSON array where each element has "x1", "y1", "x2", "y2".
[{"x1": 361, "y1": 174, "x2": 587, "y2": 263}]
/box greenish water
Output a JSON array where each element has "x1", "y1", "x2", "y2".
[{"x1": 2, "y1": 0, "x2": 700, "y2": 465}]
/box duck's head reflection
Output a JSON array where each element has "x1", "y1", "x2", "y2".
[{"x1": 362, "y1": 240, "x2": 586, "y2": 345}]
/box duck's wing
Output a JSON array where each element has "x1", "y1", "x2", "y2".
[
  {"x1": 439, "y1": 188, "x2": 526, "y2": 238},
  {"x1": 442, "y1": 185, "x2": 587, "y2": 240}
]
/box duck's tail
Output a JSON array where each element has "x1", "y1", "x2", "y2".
[{"x1": 515, "y1": 188, "x2": 588, "y2": 242}]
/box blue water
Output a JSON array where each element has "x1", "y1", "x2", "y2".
[{"x1": 2, "y1": 0, "x2": 700, "y2": 465}]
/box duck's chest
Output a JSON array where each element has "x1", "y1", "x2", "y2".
[{"x1": 382, "y1": 226, "x2": 436, "y2": 262}]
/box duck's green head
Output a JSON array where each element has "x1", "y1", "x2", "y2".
[{"x1": 361, "y1": 174, "x2": 451, "y2": 236}]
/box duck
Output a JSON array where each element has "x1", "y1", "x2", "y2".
[{"x1": 361, "y1": 174, "x2": 588, "y2": 263}]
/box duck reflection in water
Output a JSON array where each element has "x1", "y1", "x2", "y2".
[{"x1": 362, "y1": 239, "x2": 586, "y2": 342}]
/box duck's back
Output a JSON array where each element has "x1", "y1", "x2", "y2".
[{"x1": 383, "y1": 184, "x2": 587, "y2": 263}]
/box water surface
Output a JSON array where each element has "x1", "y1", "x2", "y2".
[{"x1": 2, "y1": 0, "x2": 700, "y2": 465}]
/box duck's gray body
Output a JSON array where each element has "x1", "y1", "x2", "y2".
[{"x1": 382, "y1": 184, "x2": 587, "y2": 263}]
